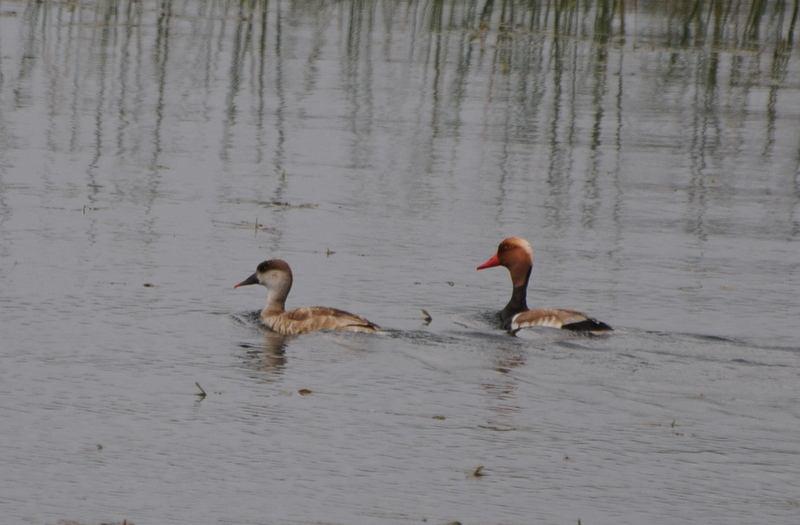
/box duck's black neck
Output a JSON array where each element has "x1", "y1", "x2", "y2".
[{"x1": 499, "y1": 267, "x2": 531, "y2": 326}]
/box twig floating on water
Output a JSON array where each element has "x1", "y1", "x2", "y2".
[
  {"x1": 472, "y1": 465, "x2": 485, "y2": 478},
  {"x1": 478, "y1": 424, "x2": 515, "y2": 432},
  {"x1": 194, "y1": 382, "x2": 207, "y2": 399},
  {"x1": 298, "y1": 388, "x2": 313, "y2": 396},
  {"x1": 421, "y1": 309, "x2": 432, "y2": 324}
]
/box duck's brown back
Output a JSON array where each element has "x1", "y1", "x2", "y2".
[{"x1": 262, "y1": 306, "x2": 380, "y2": 335}]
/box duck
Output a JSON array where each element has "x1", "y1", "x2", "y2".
[
  {"x1": 234, "y1": 259, "x2": 380, "y2": 335},
  {"x1": 477, "y1": 237, "x2": 612, "y2": 333}
]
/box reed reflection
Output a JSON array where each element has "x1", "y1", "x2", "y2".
[
  {"x1": 0, "y1": 0, "x2": 797, "y2": 239},
  {"x1": 10, "y1": 1, "x2": 797, "y2": 150}
]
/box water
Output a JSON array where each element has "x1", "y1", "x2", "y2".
[{"x1": 1, "y1": 1, "x2": 798, "y2": 523}]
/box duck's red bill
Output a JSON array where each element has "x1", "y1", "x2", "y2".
[{"x1": 477, "y1": 254, "x2": 500, "y2": 270}]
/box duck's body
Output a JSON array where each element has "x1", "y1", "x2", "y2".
[
  {"x1": 507, "y1": 307, "x2": 610, "y2": 333},
  {"x1": 235, "y1": 259, "x2": 380, "y2": 336},
  {"x1": 478, "y1": 237, "x2": 612, "y2": 334},
  {"x1": 261, "y1": 306, "x2": 379, "y2": 335}
]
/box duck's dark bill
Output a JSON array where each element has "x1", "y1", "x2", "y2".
[{"x1": 234, "y1": 273, "x2": 259, "y2": 288}]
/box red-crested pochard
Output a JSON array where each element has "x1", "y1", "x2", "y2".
[
  {"x1": 477, "y1": 237, "x2": 612, "y2": 333},
  {"x1": 235, "y1": 259, "x2": 380, "y2": 335}
]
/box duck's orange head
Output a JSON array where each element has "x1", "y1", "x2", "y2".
[{"x1": 477, "y1": 237, "x2": 534, "y2": 286}]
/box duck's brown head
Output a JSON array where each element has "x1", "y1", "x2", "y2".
[
  {"x1": 476, "y1": 237, "x2": 534, "y2": 287},
  {"x1": 234, "y1": 259, "x2": 293, "y2": 289}
]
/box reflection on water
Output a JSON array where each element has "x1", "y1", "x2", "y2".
[
  {"x1": 242, "y1": 336, "x2": 288, "y2": 375},
  {"x1": 1, "y1": 1, "x2": 799, "y2": 525},
  {"x1": 0, "y1": 0, "x2": 796, "y2": 243}
]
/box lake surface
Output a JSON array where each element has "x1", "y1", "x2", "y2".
[{"x1": 1, "y1": 1, "x2": 799, "y2": 524}]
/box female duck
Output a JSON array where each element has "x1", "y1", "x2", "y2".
[
  {"x1": 477, "y1": 237, "x2": 612, "y2": 333},
  {"x1": 235, "y1": 259, "x2": 380, "y2": 335}
]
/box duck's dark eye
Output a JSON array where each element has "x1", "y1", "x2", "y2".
[{"x1": 498, "y1": 243, "x2": 510, "y2": 253}]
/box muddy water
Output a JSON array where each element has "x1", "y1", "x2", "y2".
[{"x1": 0, "y1": 1, "x2": 798, "y2": 524}]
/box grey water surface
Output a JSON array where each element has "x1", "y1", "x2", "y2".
[{"x1": 1, "y1": 1, "x2": 799, "y2": 524}]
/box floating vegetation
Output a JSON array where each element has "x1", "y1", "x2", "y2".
[
  {"x1": 478, "y1": 424, "x2": 516, "y2": 432},
  {"x1": 57, "y1": 521, "x2": 134, "y2": 525},
  {"x1": 471, "y1": 465, "x2": 486, "y2": 478},
  {"x1": 432, "y1": 414, "x2": 446, "y2": 420},
  {"x1": 81, "y1": 205, "x2": 104, "y2": 214},
  {"x1": 421, "y1": 309, "x2": 433, "y2": 324},
  {"x1": 212, "y1": 219, "x2": 278, "y2": 233},
  {"x1": 194, "y1": 382, "x2": 207, "y2": 399},
  {"x1": 297, "y1": 388, "x2": 313, "y2": 396},
  {"x1": 142, "y1": 283, "x2": 155, "y2": 288},
  {"x1": 233, "y1": 199, "x2": 320, "y2": 210}
]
